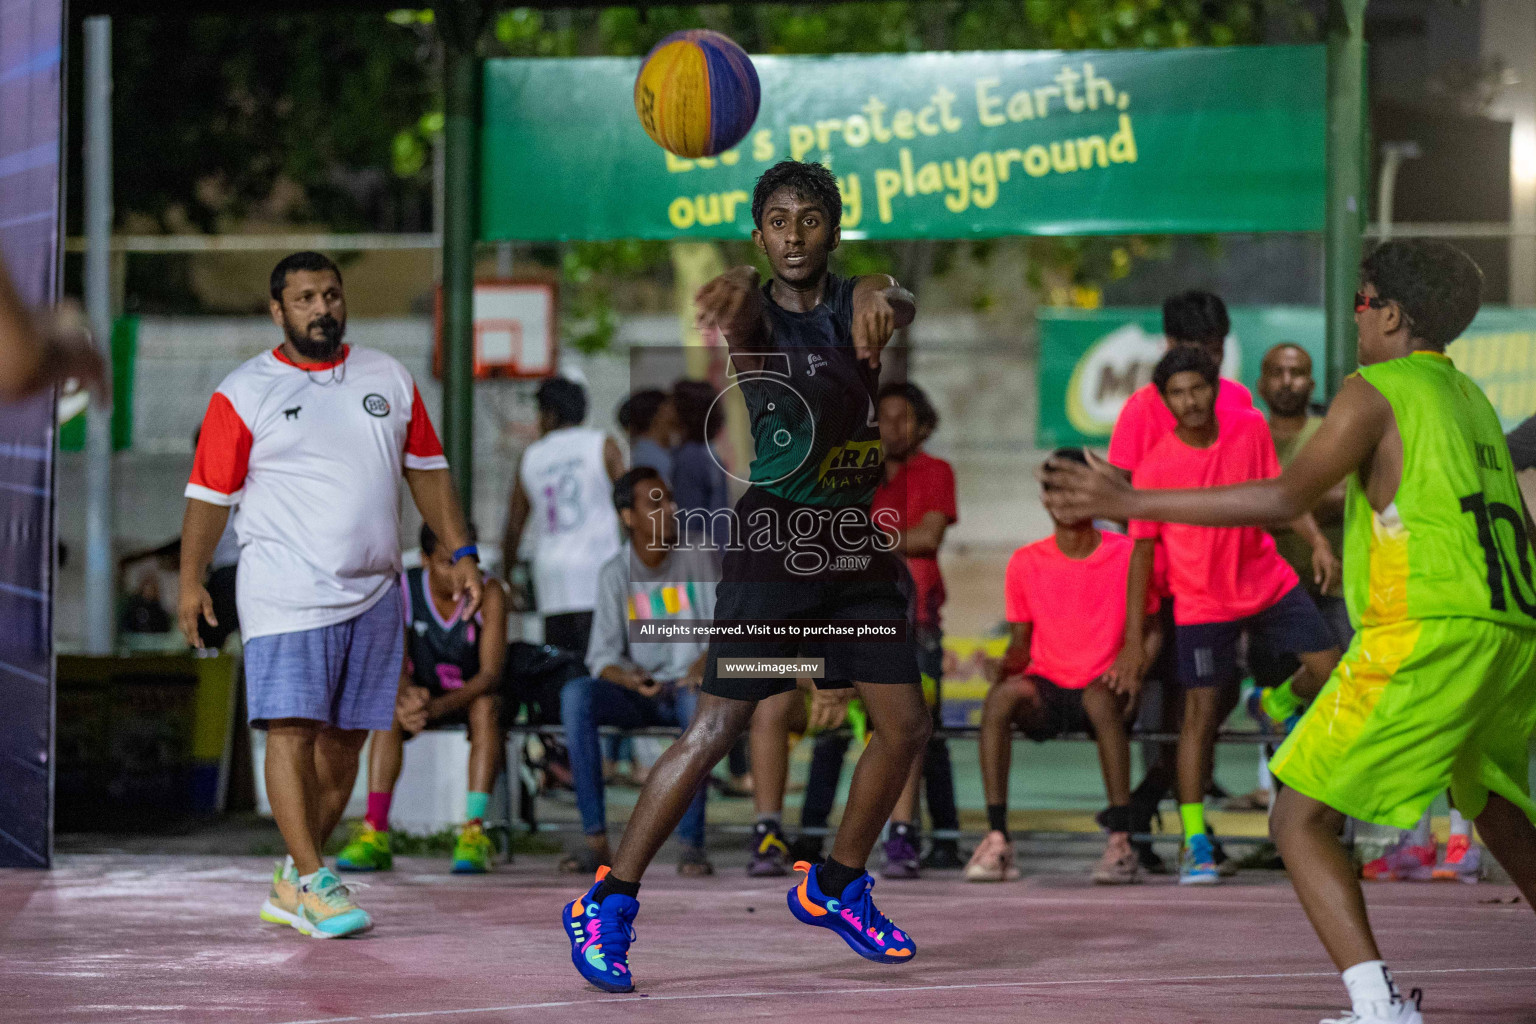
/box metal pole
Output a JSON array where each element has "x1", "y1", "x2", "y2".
[
  {"x1": 439, "y1": 8, "x2": 483, "y2": 516},
  {"x1": 1481, "y1": 0, "x2": 1536, "y2": 306},
  {"x1": 83, "y1": 16, "x2": 115, "y2": 656},
  {"x1": 1324, "y1": 0, "x2": 1369, "y2": 398},
  {"x1": 1375, "y1": 142, "x2": 1420, "y2": 245}
]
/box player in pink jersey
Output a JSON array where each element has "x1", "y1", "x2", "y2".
[
  {"x1": 1108, "y1": 290, "x2": 1254, "y2": 476},
  {"x1": 1124, "y1": 346, "x2": 1341, "y2": 885},
  {"x1": 963, "y1": 448, "x2": 1163, "y2": 885},
  {"x1": 1107, "y1": 291, "x2": 1254, "y2": 874}
]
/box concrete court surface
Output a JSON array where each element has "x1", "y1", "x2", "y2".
[{"x1": 1, "y1": 854, "x2": 1533, "y2": 1024}]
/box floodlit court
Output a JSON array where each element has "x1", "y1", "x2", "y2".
[
  {"x1": 6, "y1": 2, "x2": 1536, "y2": 1024},
  {"x1": 3, "y1": 853, "x2": 1532, "y2": 1024}
]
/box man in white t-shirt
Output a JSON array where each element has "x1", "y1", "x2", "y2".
[
  {"x1": 177, "y1": 252, "x2": 481, "y2": 939},
  {"x1": 501, "y1": 376, "x2": 624, "y2": 655}
]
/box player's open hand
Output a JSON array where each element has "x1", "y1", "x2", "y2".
[
  {"x1": 178, "y1": 582, "x2": 217, "y2": 649},
  {"x1": 451, "y1": 557, "x2": 483, "y2": 619},
  {"x1": 1311, "y1": 540, "x2": 1341, "y2": 595},
  {"x1": 1039, "y1": 449, "x2": 1134, "y2": 523},
  {"x1": 694, "y1": 266, "x2": 762, "y2": 342}
]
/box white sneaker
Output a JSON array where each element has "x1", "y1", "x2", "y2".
[{"x1": 1321, "y1": 990, "x2": 1423, "y2": 1024}]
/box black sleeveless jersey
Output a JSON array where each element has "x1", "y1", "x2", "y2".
[
  {"x1": 742, "y1": 273, "x2": 884, "y2": 508},
  {"x1": 402, "y1": 567, "x2": 481, "y2": 694}
]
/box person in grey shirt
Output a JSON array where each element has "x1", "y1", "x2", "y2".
[{"x1": 559, "y1": 466, "x2": 718, "y2": 875}]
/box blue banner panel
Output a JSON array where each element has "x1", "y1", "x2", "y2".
[{"x1": 0, "y1": 0, "x2": 63, "y2": 868}]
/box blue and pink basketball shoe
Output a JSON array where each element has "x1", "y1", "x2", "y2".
[
  {"x1": 786, "y1": 860, "x2": 917, "y2": 963},
  {"x1": 562, "y1": 868, "x2": 638, "y2": 993}
]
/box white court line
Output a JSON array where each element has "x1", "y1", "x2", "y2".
[{"x1": 266, "y1": 965, "x2": 1536, "y2": 1024}]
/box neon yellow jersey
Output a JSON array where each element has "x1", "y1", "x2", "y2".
[{"x1": 1345, "y1": 352, "x2": 1536, "y2": 629}]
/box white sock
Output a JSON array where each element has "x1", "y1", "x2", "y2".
[
  {"x1": 1342, "y1": 960, "x2": 1401, "y2": 1014},
  {"x1": 1408, "y1": 810, "x2": 1433, "y2": 847},
  {"x1": 298, "y1": 869, "x2": 323, "y2": 890},
  {"x1": 1449, "y1": 807, "x2": 1472, "y2": 838},
  {"x1": 283, "y1": 854, "x2": 295, "y2": 875}
]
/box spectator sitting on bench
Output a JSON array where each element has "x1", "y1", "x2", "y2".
[
  {"x1": 559, "y1": 467, "x2": 719, "y2": 876},
  {"x1": 964, "y1": 447, "x2": 1163, "y2": 886},
  {"x1": 337, "y1": 523, "x2": 507, "y2": 875}
]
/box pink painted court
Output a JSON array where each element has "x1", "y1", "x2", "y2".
[{"x1": 3, "y1": 854, "x2": 1531, "y2": 1024}]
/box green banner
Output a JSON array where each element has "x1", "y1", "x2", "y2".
[
  {"x1": 1038, "y1": 307, "x2": 1536, "y2": 449},
  {"x1": 482, "y1": 45, "x2": 1325, "y2": 242}
]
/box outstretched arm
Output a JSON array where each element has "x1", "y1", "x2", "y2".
[
  {"x1": 1042, "y1": 375, "x2": 1392, "y2": 528},
  {"x1": 695, "y1": 266, "x2": 769, "y2": 364},
  {"x1": 851, "y1": 274, "x2": 915, "y2": 369},
  {"x1": 0, "y1": 261, "x2": 106, "y2": 402}
]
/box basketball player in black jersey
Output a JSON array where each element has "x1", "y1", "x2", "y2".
[{"x1": 561, "y1": 161, "x2": 927, "y2": 992}]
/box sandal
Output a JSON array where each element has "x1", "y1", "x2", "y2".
[
  {"x1": 559, "y1": 847, "x2": 605, "y2": 875},
  {"x1": 677, "y1": 845, "x2": 714, "y2": 876}
]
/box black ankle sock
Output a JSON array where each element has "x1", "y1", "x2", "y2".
[
  {"x1": 891, "y1": 821, "x2": 917, "y2": 840},
  {"x1": 816, "y1": 857, "x2": 864, "y2": 897},
  {"x1": 1102, "y1": 804, "x2": 1133, "y2": 835},
  {"x1": 987, "y1": 803, "x2": 1009, "y2": 838},
  {"x1": 593, "y1": 875, "x2": 640, "y2": 902},
  {"x1": 754, "y1": 817, "x2": 781, "y2": 835}
]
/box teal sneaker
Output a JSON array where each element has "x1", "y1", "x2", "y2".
[
  {"x1": 295, "y1": 868, "x2": 373, "y2": 938},
  {"x1": 451, "y1": 820, "x2": 493, "y2": 874},
  {"x1": 1179, "y1": 833, "x2": 1220, "y2": 886}
]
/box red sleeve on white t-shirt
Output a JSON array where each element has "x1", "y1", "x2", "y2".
[
  {"x1": 404, "y1": 384, "x2": 449, "y2": 470},
  {"x1": 186, "y1": 392, "x2": 252, "y2": 505}
]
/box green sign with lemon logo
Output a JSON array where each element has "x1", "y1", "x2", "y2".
[{"x1": 1039, "y1": 306, "x2": 1536, "y2": 450}]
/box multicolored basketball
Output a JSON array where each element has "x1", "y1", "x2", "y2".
[{"x1": 634, "y1": 30, "x2": 761, "y2": 159}]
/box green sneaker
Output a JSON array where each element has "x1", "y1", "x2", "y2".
[
  {"x1": 337, "y1": 823, "x2": 393, "y2": 872},
  {"x1": 451, "y1": 820, "x2": 493, "y2": 874}
]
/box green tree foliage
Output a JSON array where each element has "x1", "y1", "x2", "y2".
[
  {"x1": 112, "y1": 13, "x2": 436, "y2": 233},
  {"x1": 108, "y1": 2, "x2": 1315, "y2": 318}
]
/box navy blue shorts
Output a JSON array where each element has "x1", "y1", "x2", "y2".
[{"x1": 1175, "y1": 585, "x2": 1335, "y2": 689}]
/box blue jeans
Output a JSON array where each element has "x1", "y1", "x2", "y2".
[{"x1": 560, "y1": 676, "x2": 706, "y2": 848}]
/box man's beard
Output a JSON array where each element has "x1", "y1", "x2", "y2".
[
  {"x1": 285, "y1": 314, "x2": 344, "y2": 360},
  {"x1": 1268, "y1": 392, "x2": 1310, "y2": 417}
]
